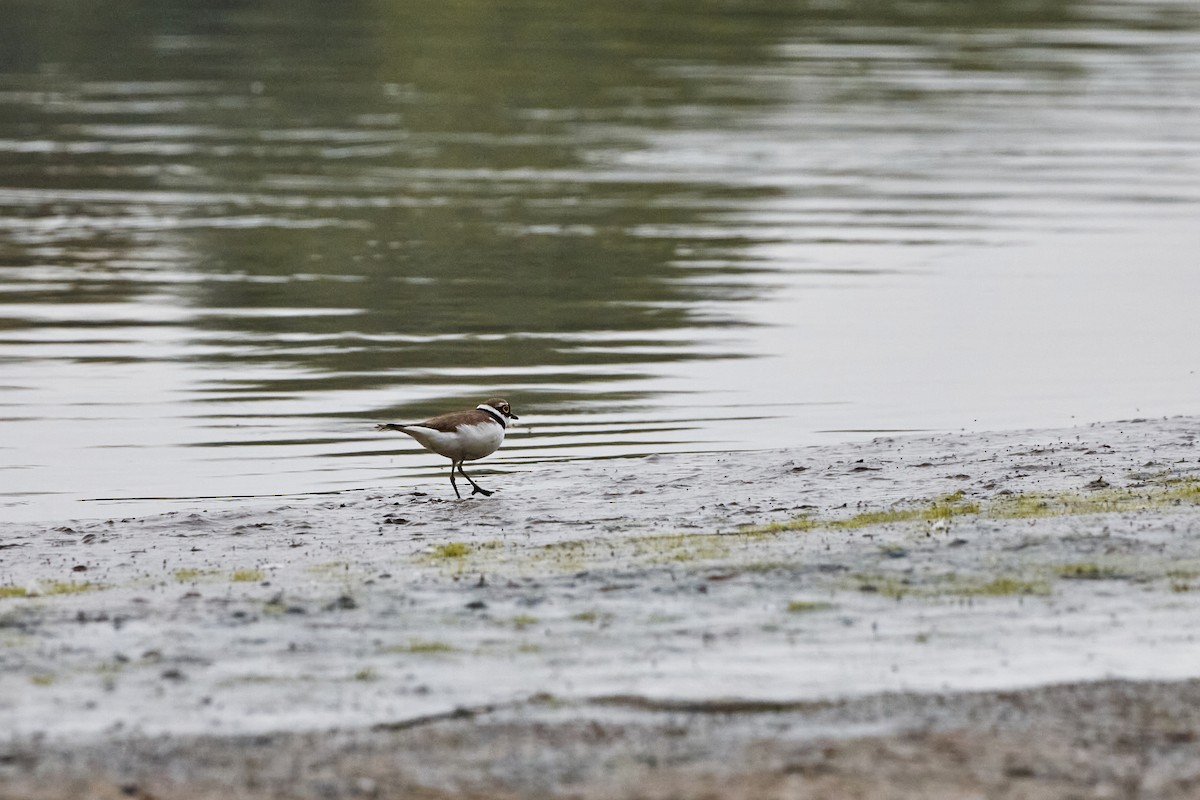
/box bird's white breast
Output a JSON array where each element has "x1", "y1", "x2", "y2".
[{"x1": 402, "y1": 422, "x2": 504, "y2": 462}]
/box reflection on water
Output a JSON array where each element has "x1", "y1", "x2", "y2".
[{"x1": 2, "y1": 0, "x2": 1199, "y2": 520}]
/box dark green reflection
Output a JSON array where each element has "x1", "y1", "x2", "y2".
[{"x1": 0, "y1": 0, "x2": 1178, "y2": 420}]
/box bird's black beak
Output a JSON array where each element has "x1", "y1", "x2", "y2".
[{"x1": 508, "y1": 412, "x2": 519, "y2": 420}]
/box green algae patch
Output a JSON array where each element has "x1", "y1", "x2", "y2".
[
  {"x1": 991, "y1": 491, "x2": 1136, "y2": 519},
  {"x1": 854, "y1": 575, "x2": 911, "y2": 599},
  {"x1": 952, "y1": 577, "x2": 1051, "y2": 597},
  {"x1": 854, "y1": 572, "x2": 1050, "y2": 600},
  {"x1": 231, "y1": 569, "x2": 266, "y2": 583},
  {"x1": 834, "y1": 492, "x2": 980, "y2": 529},
  {"x1": 992, "y1": 480, "x2": 1200, "y2": 520},
  {"x1": 638, "y1": 533, "x2": 729, "y2": 563},
  {"x1": 216, "y1": 674, "x2": 285, "y2": 688},
  {"x1": 831, "y1": 508, "x2": 923, "y2": 530},
  {"x1": 988, "y1": 493, "x2": 1055, "y2": 518},
  {"x1": 384, "y1": 639, "x2": 457, "y2": 654},
  {"x1": 786, "y1": 600, "x2": 833, "y2": 613},
  {"x1": 757, "y1": 480, "x2": 1200, "y2": 538},
  {"x1": 738, "y1": 516, "x2": 817, "y2": 536},
  {"x1": 755, "y1": 492, "x2": 981, "y2": 535},
  {"x1": 1166, "y1": 566, "x2": 1200, "y2": 592},
  {"x1": 173, "y1": 568, "x2": 218, "y2": 582},
  {"x1": 432, "y1": 542, "x2": 471, "y2": 559},
  {"x1": 924, "y1": 492, "x2": 982, "y2": 520},
  {"x1": 614, "y1": 525, "x2": 811, "y2": 568},
  {"x1": 425, "y1": 523, "x2": 809, "y2": 579},
  {"x1": 399, "y1": 476, "x2": 1200, "y2": 591},
  {"x1": 740, "y1": 560, "x2": 800, "y2": 573},
  {"x1": 30, "y1": 673, "x2": 56, "y2": 686},
  {"x1": 43, "y1": 581, "x2": 106, "y2": 596},
  {"x1": 1164, "y1": 478, "x2": 1200, "y2": 502},
  {"x1": 0, "y1": 586, "x2": 28, "y2": 599},
  {"x1": 353, "y1": 667, "x2": 378, "y2": 682},
  {"x1": 307, "y1": 561, "x2": 352, "y2": 575},
  {"x1": 510, "y1": 614, "x2": 539, "y2": 629},
  {"x1": 535, "y1": 530, "x2": 748, "y2": 572},
  {"x1": 1056, "y1": 562, "x2": 1123, "y2": 580},
  {"x1": 625, "y1": 523, "x2": 814, "y2": 564}
]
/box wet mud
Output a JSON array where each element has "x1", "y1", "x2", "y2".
[
  {"x1": 6, "y1": 678, "x2": 1200, "y2": 799},
  {"x1": 2, "y1": 416, "x2": 1200, "y2": 796}
]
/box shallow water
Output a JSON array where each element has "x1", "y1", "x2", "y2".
[{"x1": 2, "y1": 0, "x2": 1199, "y2": 521}]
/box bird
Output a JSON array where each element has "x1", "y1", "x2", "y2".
[{"x1": 375, "y1": 398, "x2": 518, "y2": 499}]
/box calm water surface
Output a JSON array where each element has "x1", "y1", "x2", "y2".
[{"x1": 2, "y1": 0, "x2": 1199, "y2": 521}]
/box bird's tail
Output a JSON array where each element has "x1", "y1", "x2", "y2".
[{"x1": 375, "y1": 423, "x2": 407, "y2": 432}]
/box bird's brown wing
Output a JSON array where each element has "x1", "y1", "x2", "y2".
[{"x1": 414, "y1": 409, "x2": 490, "y2": 433}]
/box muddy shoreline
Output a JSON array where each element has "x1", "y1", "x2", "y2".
[
  {"x1": 5, "y1": 677, "x2": 1200, "y2": 799},
  {"x1": 2, "y1": 415, "x2": 1200, "y2": 796}
]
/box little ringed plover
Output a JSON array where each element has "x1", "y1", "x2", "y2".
[{"x1": 375, "y1": 398, "x2": 518, "y2": 499}]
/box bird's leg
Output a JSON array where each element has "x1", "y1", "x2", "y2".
[
  {"x1": 458, "y1": 463, "x2": 494, "y2": 497},
  {"x1": 449, "y1": 462, "x2": 462, "y2": 499}
]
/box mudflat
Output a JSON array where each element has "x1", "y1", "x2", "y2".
[
  {"x1": 5, "y1": 677, "x2": 1200, "y2": 799},
  {"x1": 2, "y1": 416, "x2": 1199, "y2": 797}
]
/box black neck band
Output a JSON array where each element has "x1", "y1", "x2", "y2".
[{"x1": 477, "y1": 405, "x2": 506, "y2": 428}]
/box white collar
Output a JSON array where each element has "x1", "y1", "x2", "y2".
[{"x1": 476, "y1": 404, "x2": 506, "y2": 428}]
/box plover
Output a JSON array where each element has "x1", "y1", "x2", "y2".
[{"x1": 375, "y1": 398, "x2": 518, "y2": 499}]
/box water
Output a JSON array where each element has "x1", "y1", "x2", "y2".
[{"x1": 2, "y1": 0, "x2": 1199, "y2": 522}]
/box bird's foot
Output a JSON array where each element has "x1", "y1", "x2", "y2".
[{"x1": 471, "y1": 485, "x2": 494, "y2": 497}]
